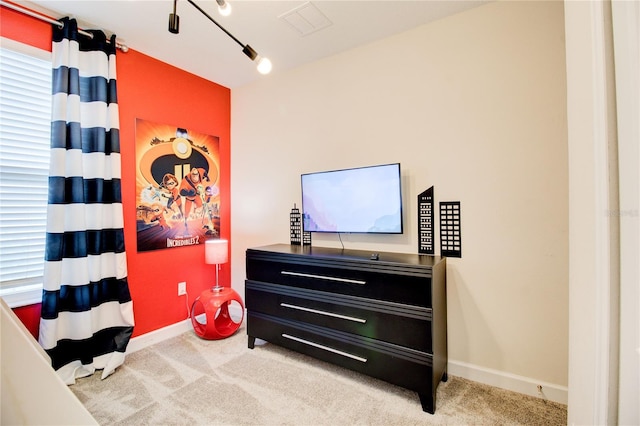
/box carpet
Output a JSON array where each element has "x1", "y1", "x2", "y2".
[{"x1": 70, "y1": 326, "x2": 567, "y2": 425}]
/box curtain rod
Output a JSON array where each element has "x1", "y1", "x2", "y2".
[{"x1": 0, "y1": 0, "x2": 128, "y2": 52}]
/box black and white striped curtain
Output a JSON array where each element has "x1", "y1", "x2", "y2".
[{"x1": 38, "y1": 18, "x2": 135, "y2": 385}]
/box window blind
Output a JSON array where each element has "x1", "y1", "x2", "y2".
[{"x1": 0, "y1": 46, "x2": 52, "y2": 290}]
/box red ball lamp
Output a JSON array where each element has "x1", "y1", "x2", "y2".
[{"x1": 190, "y1": 239, "x2": 244, "y2": 339}]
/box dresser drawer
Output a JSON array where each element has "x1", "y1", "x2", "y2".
[
  {"x1": 247, "y1": 311, "x2": 434, "y2": 398},
  {"x1": 246, "y1": 280, "x2": 433, "y2": 353},
  {"x1": 246, "y1": 257, "x2": 432, "y2": 307}
]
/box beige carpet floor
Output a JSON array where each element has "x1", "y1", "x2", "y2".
[{"x1": 70, "y1": 326, "x2": 567, "y2": 425}]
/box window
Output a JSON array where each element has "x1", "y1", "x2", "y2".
[{"x1": 0, "y1": 38, "x2": 52, "y2": 307}]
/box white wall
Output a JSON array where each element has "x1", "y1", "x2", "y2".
[{"x1": 231, "y1": 1, "x2": 569, "y2": 400}]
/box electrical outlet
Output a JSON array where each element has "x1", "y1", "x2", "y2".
[{"x1": 178, "y1": 281, "x2": 187, "y2": 296}]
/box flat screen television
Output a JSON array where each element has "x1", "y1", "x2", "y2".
[{"x1": 301, "y1": 163, "x2": 403, "y2": 234}]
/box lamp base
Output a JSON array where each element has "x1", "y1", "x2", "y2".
[{"x1": 191, "y1": 287, "x2": 244, "y2": 340}]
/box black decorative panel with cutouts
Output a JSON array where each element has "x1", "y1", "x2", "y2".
[
  {"x1": 439, "y1": 201, "x2": 461, "y2": 258},
  {"x1": 290, "y1": 204, "x2": 302, "y2": 245},
  {"x1": 418, "y1": 187, "x2": 434, "y2": 255},
  {"x1": 302, "y1": 230, "x2": 312, "y2": 246}
]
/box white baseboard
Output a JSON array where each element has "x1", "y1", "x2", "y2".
[
  {"x1": 126, "y1": 305, "x2": 245, "y2": 355},
  {"x1": 126, "y1": 319, "x2": 193, "y2": 354},
  {"x1": 448, "y1": 359, "x2": 568, "y2": 405}
]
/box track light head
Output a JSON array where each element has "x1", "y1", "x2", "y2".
[
  {"x1": 256, "y1": 56, "x2": 272, "y2": 75},
  {"x1": 242, "y1": 45, "x2": 258, "y2": 61},
  {"x1": 242, "y1": 45, "x2": 272, "y2": 74},
  {"x1": 168, "y1": 13, "x2": 180, "y2": 34},
  {"x1": 168, "y1": 0, "x2": 180, "y2": 34},
  {"x1": 216, "y1": 0, "x2": 231, "y2": 16}
]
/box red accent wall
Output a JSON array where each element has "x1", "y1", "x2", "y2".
[
  {"x1": 0, "y1": 4, "x2": 52, "y2": 51},
  {"x1": 119, "y1": 51, "x2": 231, "y2": 337},
  {"x1": 12, "y1": 304, "x2": 42, "y2": 339},
  {"x1": 1, "y1": 5, "x2": 231, "y2": 338}
]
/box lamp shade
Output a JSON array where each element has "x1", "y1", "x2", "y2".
[{"x1": 205, "y1": 239, "x2": 228, "y2": 264}]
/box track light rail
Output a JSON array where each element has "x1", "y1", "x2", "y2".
[{"x1": 186, "y1": 0, "x2": 242, "y2": 48}]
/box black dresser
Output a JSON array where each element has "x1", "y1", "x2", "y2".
[{"x1": 245, "y1": 243, "x2": 447, "y2": 414}]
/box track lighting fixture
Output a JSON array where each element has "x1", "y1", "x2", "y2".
[{"x1": 168, "y1": 0, "x2": 271, "y2": 75}]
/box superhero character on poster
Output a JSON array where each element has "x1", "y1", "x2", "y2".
[{"x1": 135, "y1": 118, "x2": 221, "y2": 252}]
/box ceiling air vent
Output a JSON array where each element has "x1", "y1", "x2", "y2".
[{"x1": 278, "y1": 1, "x2": 333, "y2": 37}]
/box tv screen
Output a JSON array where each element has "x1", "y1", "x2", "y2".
[{"x1": 301, "y1": 163, "x2": 403, "y2": 234}]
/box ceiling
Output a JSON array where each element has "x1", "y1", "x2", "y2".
[{"x1": 21, "y1": 0, "x2": 487, "y2": 89}]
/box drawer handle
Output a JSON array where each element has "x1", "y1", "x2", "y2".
[
  {"x1": 280, "y1": 303, "x2": 367, "y2": 324},
  {"x1": 282, "y1": 333, "x2": 367, "y2": 363},
  {"x1": 281, "y1": 271, "x2": 366, "y2": 285}
]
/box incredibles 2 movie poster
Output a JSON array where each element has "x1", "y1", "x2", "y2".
[{"x1": 135, "y1": 118, "x2": 221, "y2": 252}]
